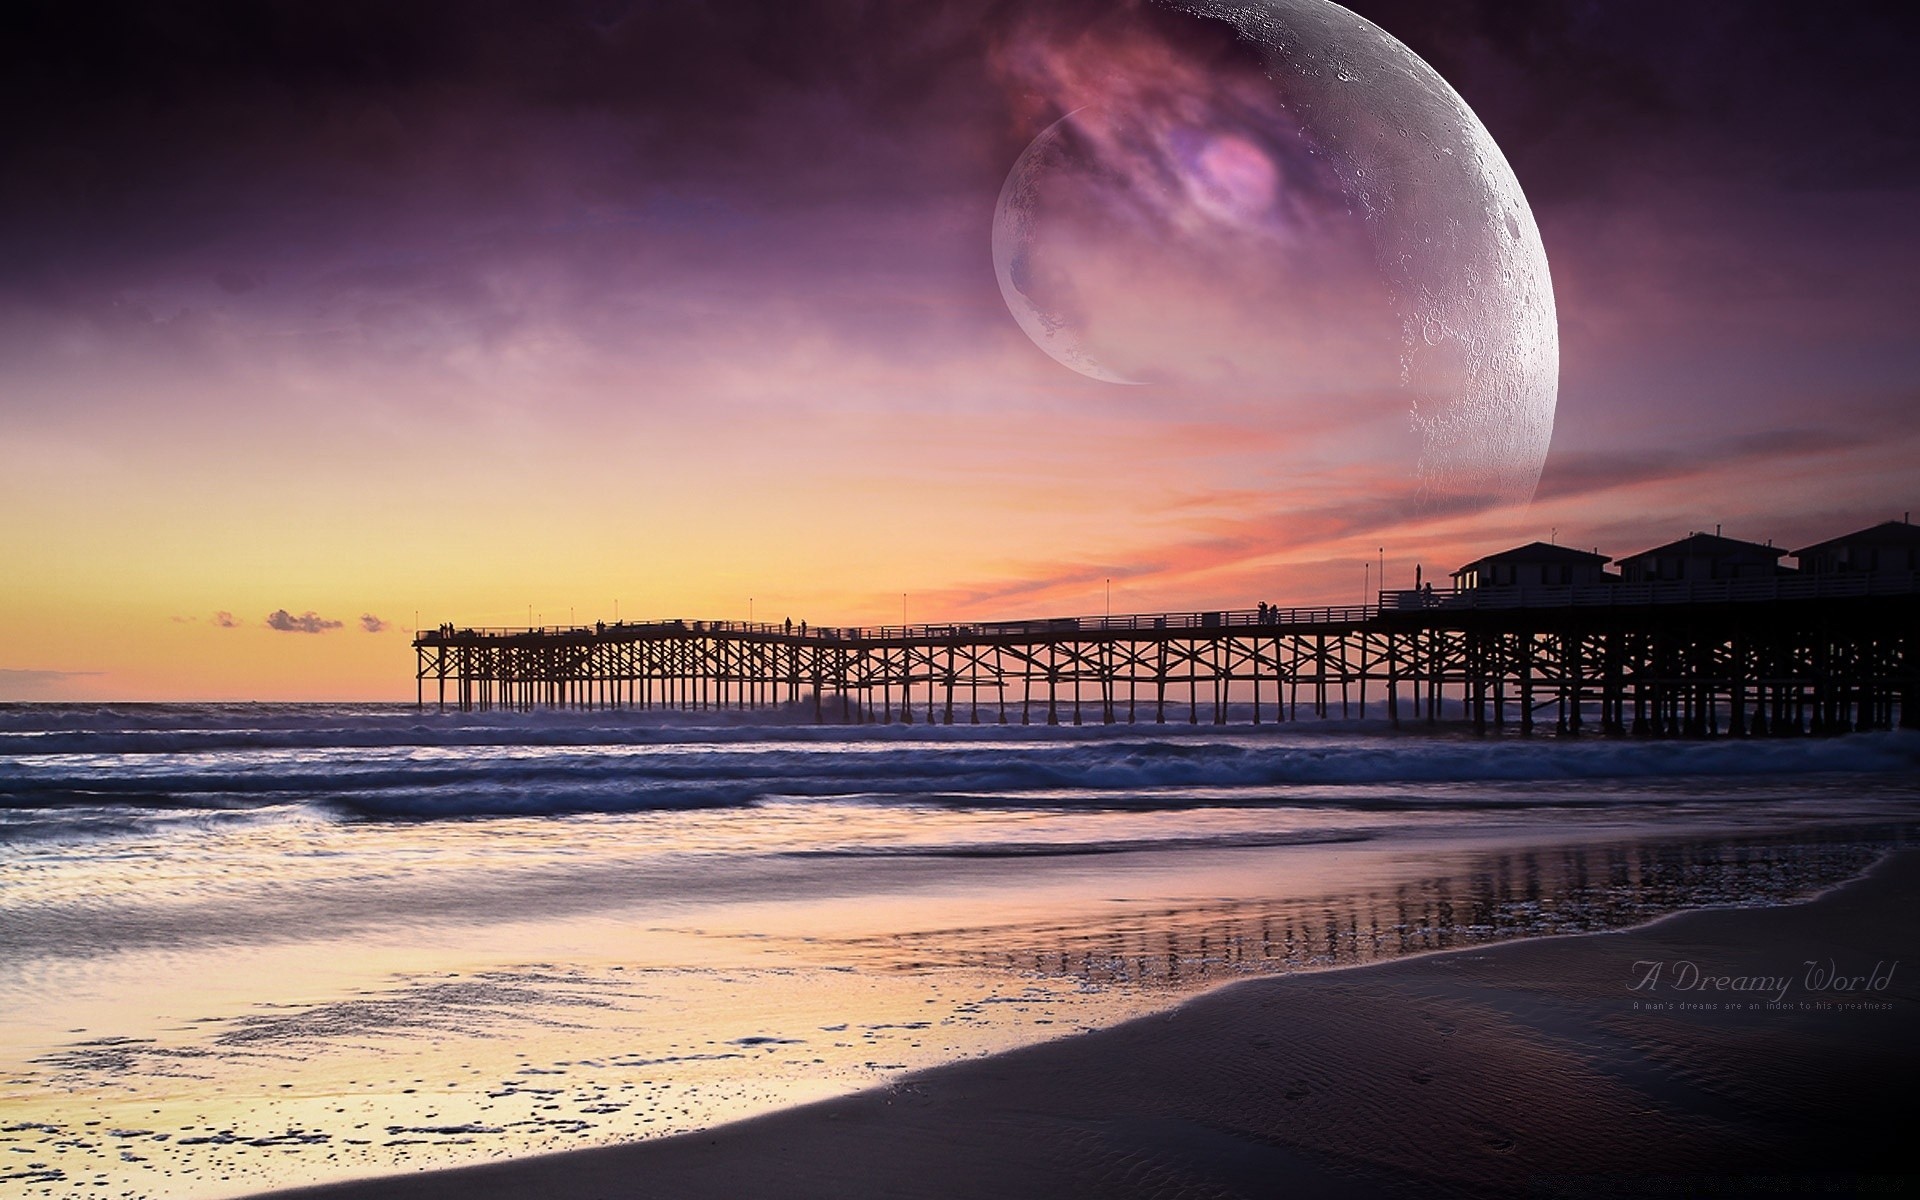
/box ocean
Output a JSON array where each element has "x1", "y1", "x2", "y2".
[{"x1": 3, "y1": 703, "x2": 1917, "y2": 1198}]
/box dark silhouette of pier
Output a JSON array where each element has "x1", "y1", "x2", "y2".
[{"x1": 414, "y1": 570, "x2": 1919, "y2": 734}]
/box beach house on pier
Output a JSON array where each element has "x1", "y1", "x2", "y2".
[
  {"x1": 1449, "y1": 542, "x2": 1612, "y2": 591},
  {"x1": 1613, "y1": 532, "x2": 1789, "y2": 583},
  {"x1": 1790, "y1": 518, "x2": 1920, "y2": 576}
]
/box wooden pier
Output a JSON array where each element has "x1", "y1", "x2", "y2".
[{"x1": 414, "y1": 574, "x2": 1920, "y2": 734}]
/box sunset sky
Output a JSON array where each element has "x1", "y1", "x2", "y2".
[{"x1": 3, "y1": 0, "x2": 1916, "y2": 701}]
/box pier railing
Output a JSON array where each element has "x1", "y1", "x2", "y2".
[
  {"x1": 414, "y1": 572, "x2": 1920, "y2": 649},
  {"x1": 1379, "y1": 570, "x2": 1920, "y2": 613},
  {"x1": 415, "y1": 603, "x2": 1380, "y2": 645}
]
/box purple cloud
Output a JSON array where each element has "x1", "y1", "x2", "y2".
[
  {"x1": 359, "y1": 613, "x2": 389, "y2": 633},
  {"x1": 265, "y1": 609, "x2": 342, "y2": 634}
]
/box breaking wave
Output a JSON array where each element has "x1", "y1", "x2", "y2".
[{"x1": 2, "y1": 704, "x2": 1917, "y2": 828}]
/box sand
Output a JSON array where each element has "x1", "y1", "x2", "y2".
[{"x1": 264, "y1": 852, "x2": 1920, "y2": 1199}]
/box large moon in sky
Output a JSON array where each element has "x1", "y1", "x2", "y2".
[
  {"x1": 993, "y1": 112, "x2": 1150, "y2": 387},
  {"x1": 991, "y1": 0, "x2": 1558, "y2": 506}
]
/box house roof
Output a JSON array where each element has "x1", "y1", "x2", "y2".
[
  {"x1": 1791, "y1": 520, "x2": 1920, "y2": 557},
  {"x1": 1616, "y1": 532, "x2": 1784, "y2": 564},
  {"x1": 1452, "y1": 541, "x2": 1610, "y2": 574}
]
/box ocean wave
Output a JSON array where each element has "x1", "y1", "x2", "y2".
[{"x1": 3, "y1": 715, "x2": 1917, "y2": 823}]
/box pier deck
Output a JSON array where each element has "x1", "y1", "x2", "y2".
[{"x1": 415, "y1": 575, "x2": 1919, "y2": 734}]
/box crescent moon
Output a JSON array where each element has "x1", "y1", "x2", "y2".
[
  {"x1": 1183, "y1": 0, "x2": 1558, "y2": 505},
  {"x1": 991, "y1": 112, "x2": 1147, "y2": 386}
]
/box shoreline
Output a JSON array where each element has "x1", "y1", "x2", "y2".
[{"x1": 261, "y1": 850, "x2": 1920, "y2": 1199}]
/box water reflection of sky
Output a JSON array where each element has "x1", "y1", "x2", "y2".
[{"x1": 1, "y1": 815, "x2": 1911, "y2": 1198}]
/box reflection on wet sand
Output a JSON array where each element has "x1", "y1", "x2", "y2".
[
  {"x1": 0, "y1": 829, "x2": 1904, "y2": 1199},
  {"x1": 787, "y1": 831, "x2": 1899, "y2": 990}
]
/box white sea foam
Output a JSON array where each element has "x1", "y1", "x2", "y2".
[{"x1": 2, "y1": 705, "x2": 1917, "y2": 830}]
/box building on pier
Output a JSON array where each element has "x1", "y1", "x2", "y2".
[
  {"x1": 1449, "y1": 542, "x2": 1612, "y2": 590},
  {"x1": 1614, "y1": 532, "x2": 1789, "y2": 583},
  {"x1": 1793, "y1": 518, "x2": 1920, "y2": 577}
]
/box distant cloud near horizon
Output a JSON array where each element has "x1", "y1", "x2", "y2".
[
  {"x1": 213, "y1": 611, "x2": 241, "y2": 628},
  {"x1": 359, "y1": 614, "x2": 389, "y2": 633},
  {"x1": 265, "y1": 609, "x2": 342, "y2": 634},
  {"x1": 0, "y1": 667, "x2": 104, "y2": 700}
]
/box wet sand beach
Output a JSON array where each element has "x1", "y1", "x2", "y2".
[
  {"x1": 8, "y1": 714, "x2": 1918, "y2": 1197},
  {"x1": 263, "y1": 851, "x2": 1920, "y2": 1199}
]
